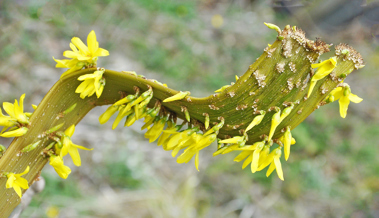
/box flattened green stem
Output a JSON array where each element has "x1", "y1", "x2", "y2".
[{"x1": 0, "y1": 26, "x2": 362, "y2": 216}]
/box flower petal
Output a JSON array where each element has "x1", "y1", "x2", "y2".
[
  {"x1": 242, "y1": 153, "x2": 253, "y2": 169},
  {"x1": 339, "y1": 96, "x2": 350, "y2": 118},
  {"x1": 349, "y1": 94, "x2": 363, "y2": 103},
  {"x1": 6, "y1": 174, "x2": 15, "y2": 188},
  {"x1": 19, "y1": 166, "x2": 30, "y2": 176},
  {"x1": 266, "y1": 162, "x2": 276, "y2": 177},
  {"x1": 251, "y1": 149, "x2": 260, "y2": 173},
  {"x1": 68, "y1": 146, "x2": 81, "y2": 166},
  {"x1": 64, "y1": 125, "x2": 76, "y2": 137},
  {"x1": 3, "y1": 102, "x2": 15, "y2": 118},
  {"x1": 78, "y1": 74, "x2": 97, "y2": 81},
  {"x1": 93, "y1": 48, "x2": 109, "y2": 57},
  {"x1": 274, "y1": 157, "x2": 284, "y2": 180},
  {"x1": 13, "y1": 185, "x2": 22, "y2": 198},
  {"x1": 72, "y1": 143, "x2": 93, "y2": 151},
  {"x1": 233, "y1": 150, "x2": 251, "y2": 162},
  {"x1": 71, "y1": 37, "x2": 90, "y2": 55},
  {"x1": 87, "y1": 30, "x2": 98, "y2": 54},
  {"x1": 1, "y1": 127, "x2": 28, "y2": 137},
  {"x1": 14, "y1": 177, "x2": 29, "y2": 189},
  {"x1": 195, "y1": 152, "x2": 200, "y2": 171}
]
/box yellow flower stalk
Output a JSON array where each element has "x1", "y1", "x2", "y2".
[
  {"x1": 280, "y1": 104, "x2": 294, "y2": 122},
  {"x1": 113, "y1": 94, "x2": 136, "y2": 106},
  {"x1": 215, "y1": 85, "x2": 230, "y2": 93},
  {"x1": 49, "y1": 155, "x2": 71, "y2": 179},
  {"x1": 307, "y1": 57, "x2": 337, "y2": 97},
  {"x1": 54, "y1": 30, "x2": 109, "y2": 78},
  {"x1": 268, "y1": 109, "x2": 281, "y2": 141},
  {"x1": 163, "y1": 91, "x2": 190, "y2": 103},
  {"x1": 245, "y1": 111, "x2": 266, "y2": 132},
  {"x1": 75, "y1": 69, "x2": 105, "y2": 99},
  {"x1": 219, "y1": 136, "x2": 246, "y2": 147},
  {"x1": 328, "y1": 85, "x2": 363, "y2": 118},
  {"x1": 5, "y1": 166, "x2": 29, "y2": 198},
  {"x1": 60, "y1": 125, "x2": 93, "y2": 166}
]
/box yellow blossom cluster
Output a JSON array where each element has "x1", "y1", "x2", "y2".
[
  {"x1": 144, "y1": 118, "x2": 224, "y2": 171},
  {"x1": 75, "y1": 68, "x2": 106, "y2": 99},
  {"x1": 212, "y1": 104, "x2": 295, "y2": 180},
  {"x1": 3, "y1": 166, "x2": 30, "y2": 198},
  {"x1": 0, "y1": 94, "x2": 31, "y2": 138},
  {"x1": 49, "y1": 125, "x2": 93, "y2": 179},
  {"x1": 54, "y1": 30, "x2": 109, "y2": 78},
  {"x1": 99, "y1": 86, "x2": 153, "y2": 129}
]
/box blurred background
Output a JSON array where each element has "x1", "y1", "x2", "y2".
[{"x1": 0, "y1": 0, "x2": 378, "y2": 217}]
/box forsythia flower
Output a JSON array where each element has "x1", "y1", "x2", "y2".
[
  {"x1": 307, "y1": 57, "x2": 337, "y2": 97},
  {"x1": 75, "y1": 69, "x2": 106, "y2": 99},
  {"x1": 60, "y1": 125, "x2": 93, "y2": 166},
  {"x1": 0, "y1": 94, "x2": 30, "y2": 137},
  {"x1": 176, "y1": 133, "x2": 217, "y2": 171},
  {"x1": 6, "y1": 166, "x2": 29, "y2": 198},
  {"x1": 54, "y1": 30, "x2": 109, "y2": 78},
  {"x1": 49, "y1": 155, "x2": 71, "y2": 179},
  {"x1": 259, "y1": 148, "x2": 284, "y2": 181},
  {"x1": 328, "y1": 86, "x2": 363, "y2": 118},
  {"x1": 145, "y1": 118, "x2": 166, "y2": 143}
]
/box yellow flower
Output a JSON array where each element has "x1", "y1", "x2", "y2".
[
  {"x1": 49, "y1": 155, "x2": 71, "y2": 179},
  {"x1": 6, "y1": 166, "x2": 29, "y2": 198},
  {"x1": 0, "y1": 94, "x2": 31, "y2": 137},
  {"x1": 75, "y1": 69, "x2": 105, "y2": 99},
  {"x1": 165, "y1": 127, "x2": 199, "y2": 150},
  {"x1": 328, "y1": 86, "x2": 363, "y2": 118},
  {"x1": 258, "y1": 148, "x2": 284, "y2": 181},
  {"x1": 176, "y1": 133, "x2": 217, "y2": 171},
  {"x1": 157, "y1": 121, "x2": 176, "y2": 146},
  {"x1": 0, "y1": 108, "x2": 17, "y2": 129},
  {"x1": 60, "y1": 125, "x2": 93, "y2": 166},
  {"x1": 54, "y1": 30, "x2": 109, "y2": 78},
  {"x1": 307, "y1": 57, "x2": 337, "y2": 97},
  {"x1": 2, "y1": 94, "x2": 29, "y2": 125},
  {"x1": 53, "y1": 57, "x2": 84, "y2": 78}
]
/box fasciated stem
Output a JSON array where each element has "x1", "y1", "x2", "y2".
[{"x1": 0, "y1": 25, "x2": 363, "y2": 216}]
